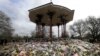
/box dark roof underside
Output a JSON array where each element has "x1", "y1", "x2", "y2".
[{"x1": 29, "y1": 2, "x2": 74, "y2": 26}]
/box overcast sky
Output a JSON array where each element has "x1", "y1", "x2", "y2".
[{"x1": 0, "y1": 0, "x2": 100, "y2": 36}]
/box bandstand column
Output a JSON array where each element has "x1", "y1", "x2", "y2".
[
  {"x1": 47, "y1": 11, "x2": 55, "y2": 39},
  {"x1": 50, "y1": 22, "x2": 52, "y2": 39},
  {"x1": 42, "y1": 23, "x2": 45, "y2": 38},
  {"x1": 35, "y1": 19, "x2": 39, "y2": 37},
  {"x1": 57, "y1": 23, "x2": 60, "y2": 38},
  {"x1": 61, "y1": 24, "x2": 64, "y2": 37},
  {"x1": 64, "y1": 23, "x2": 66, "y2": 37}
]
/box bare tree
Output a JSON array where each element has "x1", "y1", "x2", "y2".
[
  {"x1": 0, "y1": 11, "x2": 12, "y2": 44},
  {"x1": 70, "y1": 20, "x2": 86, "y2": 39},
  {"x1": 85, "y1": 16, "x2": 100, "y2": 42},
  {"x1": 0, "y1": 11, "x2": 12, "y2": 36}
]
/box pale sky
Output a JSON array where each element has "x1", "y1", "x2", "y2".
[{"x1": 0, "y1": 0, "x2": 100, "y2": 36}]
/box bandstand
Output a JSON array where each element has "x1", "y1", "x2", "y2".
[{"x1": 29, "y1": 2, "x2": 74, "y2": 40}]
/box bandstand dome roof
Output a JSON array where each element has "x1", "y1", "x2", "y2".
[{"x1": 29, "y1": 2, "x2": 74, "y2": 26}]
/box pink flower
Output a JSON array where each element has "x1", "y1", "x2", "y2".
[
  {"x1": 73, "y1": 53, "x2": 79, "y2": 56},
  {"x1": 18, "y1": 50, "x2": 26, "y2": 56}
]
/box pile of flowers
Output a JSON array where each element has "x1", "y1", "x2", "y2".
[{"x1": 0, "y1": 39, "x2": 100, "y2": 56}]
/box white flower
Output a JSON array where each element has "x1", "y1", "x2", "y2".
[
  {"x1": 32, "y1": 50, "x2": 36, "y2": 54},
  {"x1": 48, "y1": 49, "x2": 52, "y2": 52},
  {"x1": 45, "y1": 52, "x2": 49, "y2": 55}
]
